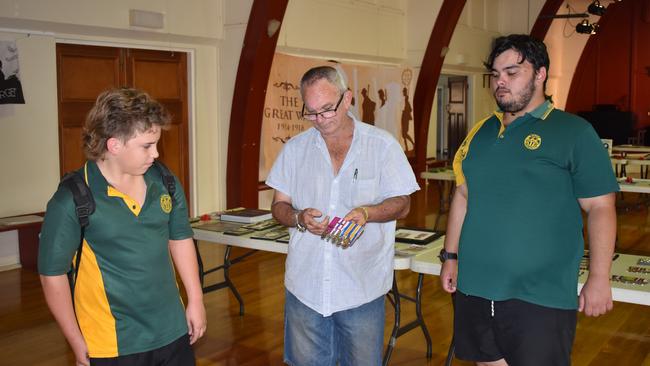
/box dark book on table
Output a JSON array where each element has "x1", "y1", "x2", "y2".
[{"x1": 220, "y1": 208, "x2": 273, "y2": 223}]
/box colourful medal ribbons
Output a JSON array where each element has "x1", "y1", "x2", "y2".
[{"x1": 321, "y1": 216, "x2": 364, "y2": 248}]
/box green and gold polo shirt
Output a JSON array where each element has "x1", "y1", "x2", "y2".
[
  {"x1": 38, "y1": 161, "x2": 194, "y2": 357},
  {"x1": 453, "y1": 100, "x2": 618, "y2": 309}
]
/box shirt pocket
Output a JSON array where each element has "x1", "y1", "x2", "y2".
[{"x1": 348, "y1": 178, "x2": 378, "y2": 207}]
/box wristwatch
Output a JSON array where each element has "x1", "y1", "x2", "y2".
[
  {"x1": 295, "y1": 210, "x2": 307, "y2": 232},
  {"x1": 438, "y1": 248, "x2": 458, "y2": 263}
]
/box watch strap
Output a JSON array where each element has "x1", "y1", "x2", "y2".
[{"x1": 439, "y1": 248, "x2": 458, "y2": 262}]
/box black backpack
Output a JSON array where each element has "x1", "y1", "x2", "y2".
[{"x1": 60, "y1": 160, "x2": 176, "y2": 290}]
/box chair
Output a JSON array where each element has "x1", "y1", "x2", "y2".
[{"x1": 627, "y1": 129, "x2": 646, "y2": 146}]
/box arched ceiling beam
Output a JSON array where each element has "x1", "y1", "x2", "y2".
[
  {"x1": 413, "y1": 0, "x2": 466, "y2": 176},
  {"x1": 226, "y1": 0, "x2": 289, "y2": 209}
]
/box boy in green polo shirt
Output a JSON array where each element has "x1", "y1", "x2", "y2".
[{"x1": 39, "y1": 88, "x2": 206, "y2": 366}]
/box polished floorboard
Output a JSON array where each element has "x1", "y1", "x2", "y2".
[{"x1": 1, "y1": 183, "x2": 649, "y2": 365}]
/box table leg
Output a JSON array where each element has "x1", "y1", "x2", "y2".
[
  {"x1": 444, "y1": 292, "x2": 457, "y2": 366},
  {"x1": 194, "y1": 239, "x2": 205, "y2": 287},
  {"x1": 222, "y1": 245, "x2": 245, "y2": 316},
  {"x1": 383, "y1": 272, "x2": 433, "y2": 365},
  {"x1": 194, "y1": 241, "x2": 254, "y2": 316},
  {"x1": 414, "y1": 274, "x2": 432, "y2": 359},
  {"x1": 444, "y1": 337, "x2": 455, "y2": 366},
  {"x1": 383, "y1": 273, "x2": 401, "y2": 366}
]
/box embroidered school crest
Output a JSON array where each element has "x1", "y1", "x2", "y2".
[
  {"x1": 524, "y1": 134, "x2": 541, "y2": 150},
  {"x1": 160, "y1": 194, "x2": 172, "y2": 213}
]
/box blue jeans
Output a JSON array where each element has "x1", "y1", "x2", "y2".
[{"x1": 284, "y1": 289, "x2": 385, "y2": 366}]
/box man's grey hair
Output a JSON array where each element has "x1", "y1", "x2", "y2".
[{"x1": 300, "y1": 66, "x2": 348, "y2": 98}]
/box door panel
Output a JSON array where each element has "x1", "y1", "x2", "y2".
[
  {"x1": 57, "y1": 44, "x2": 123, "y2": 175},
  {"x1": 61, "y1": 128, "x2": 85, "y2": 170},
  {"x1": 131, "y1": 60, "x2": 183, "y2": 99},
  {"x1": 58, "y1": 55, "x2": 122, "y2": 99},
  {"x1": 126, "y1": 49, "x2": 189, "y2": 192}
]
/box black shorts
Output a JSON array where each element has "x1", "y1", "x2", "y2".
[
  {"x1": 453, "y1": 291, "x2": 577, "y2": 366},
  {"x1": 90, "y1": 334, "x2": 195, "y2": 366}
]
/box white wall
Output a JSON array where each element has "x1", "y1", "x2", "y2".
[
  {"x1": 0, "y1": 33, "x2": 59, "y2": 217},
  {"x1": 0, "y1": 0, "x2": 223, "y2": 217},
  {"x1": 278, "y1": 0, "x2": 406, "y2": 63}
]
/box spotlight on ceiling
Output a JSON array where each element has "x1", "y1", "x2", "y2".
[
  {"x1": 587, "y1": 0, "x2": 606, "y2": 16},
  {"x1": 576, "y1": 19, "x2": 600, "y2": 34},
  {"x1": 576, "y1": 19, "x2": 596, "y2": 34}
]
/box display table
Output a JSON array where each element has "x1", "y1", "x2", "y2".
[
  {"x1": 410, "y1": 242, "x2": 650, "y2": 305},
  {"x1": 612, "y1": 145, "x2": 650, "y2": 155}
]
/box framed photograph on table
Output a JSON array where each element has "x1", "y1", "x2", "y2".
[{"x1": 395, "y1": 227, "x2": 443, "y2": 245}]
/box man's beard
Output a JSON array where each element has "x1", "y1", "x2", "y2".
[{"x1": 495, "y1": 77, "x2": 535, "y2": 113}]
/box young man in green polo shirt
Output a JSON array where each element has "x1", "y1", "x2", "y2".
[
  {"x1": 39, "y1": 88, "x2": 206, "y2": 366},
  {"x1": 440, "y1": 34, "x2": 618, "y2": 365}
]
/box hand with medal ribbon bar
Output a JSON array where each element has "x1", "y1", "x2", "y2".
[{"x1": 320, "y1": 216, "x2": 365, "y2": 249}]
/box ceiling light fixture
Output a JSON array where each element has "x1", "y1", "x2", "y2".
[
  {"x1": 576, "y1": 19, "x2": 598, "y2": 34},
  {"x1": 587, "y1": 0, "x2": 607, "y2": 16}
]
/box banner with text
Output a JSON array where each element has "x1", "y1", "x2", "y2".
[{"x1": 260, "y1": 53, "x2": 414, "y2": 180}]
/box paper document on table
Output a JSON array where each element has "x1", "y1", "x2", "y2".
[{"x1": 395, "y1": 244, "x2": 431, "y2": 256}]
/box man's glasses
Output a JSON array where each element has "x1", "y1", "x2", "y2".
[{"x1": 301, "y1": 93, "x2": 345, "y2": 121}]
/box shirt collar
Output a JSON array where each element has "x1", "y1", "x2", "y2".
[
  {"x1": 85, "y1": 159, "x2": 154, "y2": 194},
  {"x1": 494, "y1": 99, "x2": 554, "y2": 123}
]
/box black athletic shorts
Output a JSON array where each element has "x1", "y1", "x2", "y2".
[
  {"x1": 90, "y1": 334, "x2": 195, "y2": 366},
  {"x1": 453, "y1": 291, "x2": 577, "y2": 366}
]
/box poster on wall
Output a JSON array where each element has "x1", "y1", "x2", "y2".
[
  {"x1": 260, "y1": 53, "x2": 415, "y2": 181},
  {"x1": 0, "y1": 41, "x2": 25, "y2": 105}
]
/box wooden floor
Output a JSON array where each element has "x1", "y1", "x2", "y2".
[{"x1": 1, "y1": 183, "x2": 649, "y2": 365}]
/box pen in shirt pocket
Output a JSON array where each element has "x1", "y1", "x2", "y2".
[{"x1": 353, "y1": 168, "x2": 358, "y2": 182}]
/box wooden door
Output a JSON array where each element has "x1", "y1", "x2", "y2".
[
  {"x1": 56, "y1": 44, "x2": 123, "y2": 175},
  {"x1": 125, "y1": 49, "x2": 189, "y2": 191},
  {"x1": 56, "y1": 44, "x2": 190, "y2": 196}
]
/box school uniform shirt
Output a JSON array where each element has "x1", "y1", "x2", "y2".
[
  {"x1": 453, "y1": 101, "x2": 619, "y2": 309},
  {"x1": 38, "y1": 161, "x2": 194, "y2": 357},
  {"x1": 266, "y1": 115, "x2": 419, "y2": 316}
]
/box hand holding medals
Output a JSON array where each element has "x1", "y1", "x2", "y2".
[
  {"x1": 321, "y1": 217, "x2": 365, "y2": 248},
  {"x1": 320, "y1": 207, "x2": 369, "y2": 249}
]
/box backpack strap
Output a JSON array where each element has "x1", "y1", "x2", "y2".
[
  {"x1": 60, "y1": 167, "x2": 94, "y2": 291},
  {"x1": 153, "y1": 160, "x2": 176, "y2": 206},
  {"x1": 60, "y1": 171, "x2": 95, "y2": 228}
]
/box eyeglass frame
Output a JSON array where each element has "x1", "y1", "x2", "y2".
[{"x1": 301, "y1": 92, "x2": 346, "y2": 121}]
